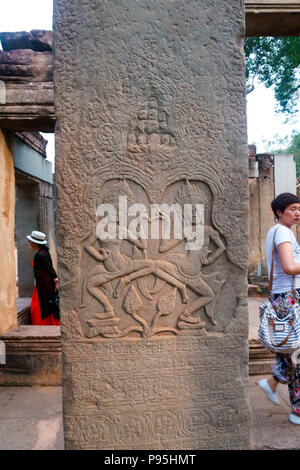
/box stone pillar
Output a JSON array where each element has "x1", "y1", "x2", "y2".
[
  {"x1": 248, "y1": 145, "x2": 261, "y2": 278},
  {"x1": 0, "y1": 127, "x2": 17, "y2": 334},
  {"x1": 274, "y1": 154, "x2": 297, "y2": 197},
  {"x1": 257, "y1": 154, "x2": 275, "y2": 277},
  {"x1": 249, "y1": 178, "x2": 260, "y2": 277},
  {"x1": 54, "y1": 0, "x2": 252, "y2": 449}
]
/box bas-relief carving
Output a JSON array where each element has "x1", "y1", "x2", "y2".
[
  {"x1": 54, "y1": 0, "x2": 251, "y2": 450},
  {"x1": 127, "y1": 96, "x2": 176, "y2": 153},
  {"x1": 56, "y1": 94, "x2": 247, "y2": 340},
  {"x1": 77, "y1": 178, "x2": 230, "y2": 339},
  {"x1": 62, "y1": 332, "x2": 251, "y2": 449},
  {"x1": 64, "y1": 401, "x2": 251, "y2": 450}
]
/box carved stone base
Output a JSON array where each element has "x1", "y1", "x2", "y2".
[{"x1": 86, "y1": 316, "x2": 121, "y2": 338}]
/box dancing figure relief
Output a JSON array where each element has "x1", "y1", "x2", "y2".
[
  {"x1": 159, "y1": 222, "x2": 225, "y2": 328},
  {"x1": 79, "y1": 179, "x2": 226, "y2": 338}
]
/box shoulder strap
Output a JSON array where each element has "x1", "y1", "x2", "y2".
[
  {"x1": 268, "y1": 224, "x2": 296, "y2": 292},
  {"x1": 268, "y1": 226, "x2": 279, "y2": 292}
]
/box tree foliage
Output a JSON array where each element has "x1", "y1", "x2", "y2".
[{"x1": 245, "y1": 37, "x2": 300, "y2": 115}]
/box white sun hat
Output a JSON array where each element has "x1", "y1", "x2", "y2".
[{"x1": 26, "y1": 230, "x2": 48, "y2": 245}]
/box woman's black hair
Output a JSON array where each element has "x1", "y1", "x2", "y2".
[{"x1": 271, "y1": 192, "x2": 300, "y2": 219}]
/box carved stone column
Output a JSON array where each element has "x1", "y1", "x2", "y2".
[
  {"x1": 54, "y1": 0, "x2": 252, "y2": 449},
  {"x1": 257, "y1": 154, "x2": 275, "y2": 277}
]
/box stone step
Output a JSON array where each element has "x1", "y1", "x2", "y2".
[
  {"x1": 248, "y1": 283, "x2": 269, "y2": 297},
  {"x1": 0, "y1": 326, "x2": 272, "y2": 385},
  {"x1": 0, "y1": 326, "x2": 62, "y2": 386},
  {"x1": 249, "y1": 339, "x2": 275, "y2": 376}
]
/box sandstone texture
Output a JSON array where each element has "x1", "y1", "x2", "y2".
[
  {"x1": 0, "y1": 50, "x2": 53, "y2": 83},
  {"x1": 54, "y1": 0, "x2": 252, "y2": 449},
  {"x1": 0, "y1": 127, "x2": 17, "y2": 334},
  {"x1": 0, "y1": 82, "x2": 55, "y2": 132}
]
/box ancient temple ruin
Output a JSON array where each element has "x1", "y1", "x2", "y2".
[{"x1": 0, "y1": 0, "x2": 300, "y2": 451}]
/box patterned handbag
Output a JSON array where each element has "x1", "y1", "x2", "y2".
[{"x1": 258, "y1": 227, "x2": 300, "y2": 353}]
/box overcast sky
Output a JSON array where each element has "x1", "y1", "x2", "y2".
[{"x1": 1, "y1": 0, "x2": 299, "y2": 169}]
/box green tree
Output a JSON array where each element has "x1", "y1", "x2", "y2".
[{"x1": 245, "y1": 37, "x2": 300, "y2": 115}]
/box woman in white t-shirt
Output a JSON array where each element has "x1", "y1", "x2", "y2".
[{"x1": 258, "y1": 193, "x2": 300, "y2": 425}]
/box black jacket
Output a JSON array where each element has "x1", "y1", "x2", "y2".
[{"x1": 33, "y1": 247, "x2": 57, "y2": 319}]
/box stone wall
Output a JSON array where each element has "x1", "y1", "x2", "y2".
[
  {"x1": 0, "y1": 127, "x2": 17, "y2": 334},
  {"x1": 248, "y1": 153, "x2": 275, "y2": 279},
  {"x1": 8, "y1": 131, "x2": 56, "y2": 298},
  {"x1": 14, "y1": 172, "x2": 40, "y2": 298},
  {"x1": 249, "y1": 177, "x2": 261, "y2": 276},
  {"x1": 258, "y1": 154, "x2": 275, "y2": 277},
  {"x1": 248, "y1": 148, "x2": 299, "y2": 281}
]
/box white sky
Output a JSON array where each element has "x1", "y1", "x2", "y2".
[
  {"x1": 247, "y1": 83, "x2": 300, "y2": 152},
  {"x1": 0, "y1": 0, "x2": 299, "y2": 170}
]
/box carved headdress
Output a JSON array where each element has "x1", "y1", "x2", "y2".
[
  {"x1": 99, "y1": 178, "x2": 135, "y2": 207},
  {"x1": 175, "y1": 180, "x2": 209, "y2": 224},
  {"x1": 175, "y1": 180, "x2": 208, "y2": 205}
]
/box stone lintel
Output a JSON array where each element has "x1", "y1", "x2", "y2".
[
  {"x1": 10, "y1": 132, "x2": 53, "y2": 183},
  {"x1": 246, "y1": 0, "x2": 300, "y2": 11},
  {"x1": 246, "y1": 12, "x2": 300, "y2": 35},
  {"x1": 15, "y1": 132, "x2": 48, "y2": 158},
  {"x1": 245, "y1": 1, "x2": 300, "y2": 35},
  {"x1": 0, "y1": 83, "x2": 55, "y2": 132}
]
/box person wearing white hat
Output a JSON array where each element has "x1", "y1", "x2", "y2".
[
  {"x1": 27, "y1": 230, "x2": 60, "y2": 326},
  {"x1": 26, "y1": 230, "x2": 48, "y2": 245}
]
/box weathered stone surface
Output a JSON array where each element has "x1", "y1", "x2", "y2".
[
  {"x1": 0, "y1": 50, "x2": 53, "y2": 82},
  {"x1": 54, "y1": 0, "x2": 252, "y2": 449},
  {"x1": 15, "y1": 132, "x2": 48, "y2": 158},
  {"x1": 0, "y1": 30, "x2": 52, "y2": 52},
  {"x1": 0, "y1": 30, "x2": 54, "y2": 131},
  {"x1": 0, "y1": 83, "x2": 55, "y2": 132}
]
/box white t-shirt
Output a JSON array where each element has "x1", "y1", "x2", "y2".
[{"x1": 266, "y1": 224, "x2": 300, "y2": 294}]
